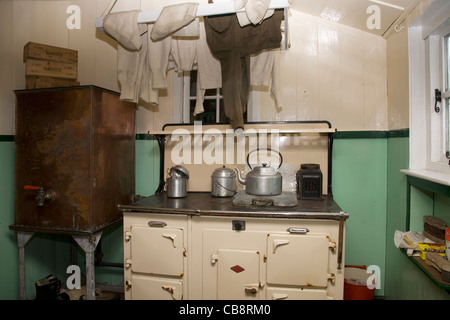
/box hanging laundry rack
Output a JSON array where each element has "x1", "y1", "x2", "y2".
[{"x1": 96, "y1": 0, "x2": 290, "y2": 49}]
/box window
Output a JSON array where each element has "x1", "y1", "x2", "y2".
[
  {"x1": 445, "y1": 34, "x2": 450, "y2": 158},
  {"x1": 407, "y1": 2, "x2": 450, "y2": 182},
  {"x1": 183, "y1": 70, "x2": 225, "y2": 124},
  {"x1": 179, "y1": 69, "x2": 249, "y2": 125},
  {"x1": 428, "y1": 19, "x2": 450, "y2": 170},
  {"x1": 173, "y1": 69, "x2": 255, "y2": 124}
]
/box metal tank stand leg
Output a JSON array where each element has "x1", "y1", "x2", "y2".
[
  {"x1": 17, "y1": 231, "x2": 34, "y2": 300},
  {"x1": 72, "y1": 232, "x2": 102, "y2": 300}
]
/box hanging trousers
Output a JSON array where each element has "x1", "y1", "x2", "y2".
[{"x1": 204, "y1": 9, "x2": 283, "y2": 130}]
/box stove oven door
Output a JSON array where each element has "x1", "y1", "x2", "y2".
[
  {"x1": 130, "y1": 225, "x2": 184, "y2": 276},
  {"x1": 127, "y1": 225, "x2": 185, "y2": 299},
  {"x1": 131, "y1": 276, "x2": 183, "y2": 300},
  {"x1": 266, "y1": 234, "x2": 334, "y2": 288},
  {"x1": 215, "y1": 249, "x2": 261, "y2": 300}
]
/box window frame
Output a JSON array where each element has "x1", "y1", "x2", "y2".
[
  {"x1": 173, "y1": 69, "x2": 258, "y2": 125},
  {"x1": 407, "y1": 2, "x2": 450, "y2": 184},
  {"x1": 427, "y1": 18, "x2": 450, "y2": 171}
]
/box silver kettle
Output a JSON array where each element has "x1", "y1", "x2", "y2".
[
  {"x1": 166, "y1": 165, "x2": 189, "y2": 198},
  {"x1": 235, "y1": 148, "x2": 283, "y2": 196}
]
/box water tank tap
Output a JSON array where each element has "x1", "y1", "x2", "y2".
[{"x1": 24, "y1": 185, "x2": 56, "y2": 207}]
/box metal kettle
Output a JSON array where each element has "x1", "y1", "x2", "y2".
[
  {"x1": 211, "y1": 166, "x2": 236, "y2": 197},
  {"x1": 166, "y1": 165, "x2": 189, "y2": 198},
  {"x1": 235, "y1": 148, "x2": 283, "y2": 196}
]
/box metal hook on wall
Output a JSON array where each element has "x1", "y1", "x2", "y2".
[{"x1": 394, "y1": 24, "x2": 405, "y2": 33}]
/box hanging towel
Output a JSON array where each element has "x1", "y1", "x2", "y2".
[
  {"x1": 236, "y1": 10, "x2": 274, "y2": 27},
  {"x1": 234, "y1": 0, "x2": 248, "y2": 11},
  {"x1": 139, "y1": 31, "x2": 159, "y2": 106},
  {"x1": 116, "y1": 45, "x2": 141, "y2": 102},
  {"x1": 151, "y1": 3, "x2": 198, "y2": 41},
  {"x1": 250, "y1": 48, "x2": 283, "y2": 109},
  {"x1": 171, "y1": 36, "x2": 197, "y2": 73},
  {"x1": 103, "y1": 10, "x2": 149, "y2": 102},
  {"x1": 103, "y1": 10, "x2": 147, "y2": 51},
  {"x1": 148, "y1": 24, "x2": 172, "y2": 89},
  {"x1": 234, "y1": 0, "x2": 273, "y2": 26},
  {"x1": 116, "y1": 30, "x2": 149, "y2": 103},
  {"x1": 245, "y1": 0, "x2": 272, "y2": 25},
  {"x1": 173, "y1": 18, "x2": 200, "y2": 37},
  {"x1": 193, "y1": 21, "x2": 222, "y2": 116}
]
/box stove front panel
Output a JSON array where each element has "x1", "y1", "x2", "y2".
[
  {"x1": 123, "y1": 211, "x2": 345, "y2": 300},
  {"x1": 191, "y1": 215, "x2": 344, "y2": 300}
]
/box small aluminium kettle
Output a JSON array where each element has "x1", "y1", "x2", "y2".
[
  {"x1": 211, "y1": 166, "x2": 236, "y2": 197},
  {"x1": 235, "y1": 148, "x2": 283, "y2": 196},
  {"x1": 166, "y1": 165, "x2": 189, "y2": 198}
]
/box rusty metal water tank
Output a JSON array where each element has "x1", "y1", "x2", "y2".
[{"x1": 10, "y1": 86, "x2": 136, "y2": 234}]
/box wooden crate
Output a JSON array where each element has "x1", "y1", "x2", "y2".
[
  {"x1": 23, "y1": 42, "x2": 78, "y2": 63},
  {"x1": 26, "y1": 76, "x2": 80, "y2": 89},
  {"x1": 25, "y1": 58, "x2": 78, "y2": 80}
]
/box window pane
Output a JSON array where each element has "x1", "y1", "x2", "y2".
[
  {"x1": 446, "y1": 36, "x2": 450, "y2": 157},
  {"x1": 219, "y1": 99, "x2": 226, "y2": 122},
  {"x1": 447, "y1": 97, "x2": 450, "y2": 157},
  {"x1": 447, "y1": 35, "x2": 450, "y2": 91},
  {"x1": 184, "y1": 70, "x2": 228, "y2": 124},
  {"x1": 189, "y1": 99, "x2": 218, "y2": 123},
  {"x1": 189, "y1": 71, "x2": 197, "y2": 97},
  {"x1": 205, "y1": 88, "x2": 216, "y2": 96}
]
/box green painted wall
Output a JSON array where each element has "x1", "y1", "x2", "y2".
[
  {"x1": 135, "y1": 138, "x2": 161, "y2": 198},
  {"x1": 332, "y1": 138, "x2": 387, "y2": 297},
  {"x1": 384, "y1": 137, "x2": 449, "y2": 299},
  {"x1": 1, "y1": 134, "x2": 450, "y2": 300},
  {"x1": 0, "y1": 140, "x2": 18, "y2": 299}
]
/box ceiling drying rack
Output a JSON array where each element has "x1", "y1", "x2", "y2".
[{"x1": 96, "y1": 0, "x2": 290, "y2": 49}]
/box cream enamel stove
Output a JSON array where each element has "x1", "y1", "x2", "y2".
[{"x1": 119, "y1": 121, "x2": 349, "y2": 300}]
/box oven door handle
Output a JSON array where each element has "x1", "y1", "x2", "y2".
[{"x1": 286, "y1": 227, "x2": 309, "y2": 234}]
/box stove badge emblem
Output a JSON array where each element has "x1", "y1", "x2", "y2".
[{"x1": 230, "y1": 265, "x2": 245, "y2": 273}]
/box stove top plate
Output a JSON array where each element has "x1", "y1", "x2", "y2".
[{"x1": 232, "y1": 191, "x2": 298, "y2": 207}]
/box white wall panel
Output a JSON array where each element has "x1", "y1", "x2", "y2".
[
  {"x1": 363, "y1": 31, "x2": 388, "y2": 130},
  {"x1": 1, "y1": 1, "x2": 390, "y2": 135},
  {"x1": 254, "y1": 10, "x2": 388, "y2": 131},
  {"x1": 0, "y1": 0, "x2": 14, "y2": 136},
  {"x1": 293, "y1": 11, "x2": 320, "y2": 121},
  {"x1": 340, "y1": 26, "x2": 365, "y2": 131},
  {"x1": 317, "y1": 18, "x2": 342, "y2": 126},
  {"x1": 387, "y1": 21, "x2": 409, "y2": 130}
]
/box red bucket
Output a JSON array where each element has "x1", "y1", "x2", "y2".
[{"x1": 344, "y1": 266, "x2": 375, "y2": 300}]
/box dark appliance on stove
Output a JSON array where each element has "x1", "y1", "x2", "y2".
[{"x1": 297, "y1": 163, "x2": 323, "y2": 200}]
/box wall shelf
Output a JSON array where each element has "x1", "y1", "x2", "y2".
[
  {"x1": 400, "y1": 249, "x2": 450, "y2": 292},
  {"x1": 401, "y1": 173, "x2": 450, "y2": 294},
  {"x1": 148, "y1": 128, "x2": 336, "y2": 135},
  {"x1": 401, "y1": 169, "x2": 450, "y2": 188},
  {"x1": 148, "y1": 121, "x2": 336, "y2": 136}
]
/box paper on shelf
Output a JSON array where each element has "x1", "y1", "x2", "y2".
[{"x1": 394, "y1": 230, "x2": 429, "y2": 256}]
